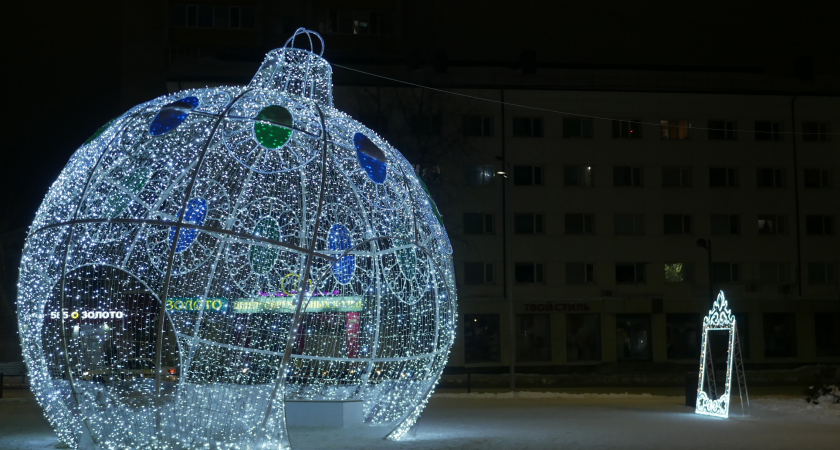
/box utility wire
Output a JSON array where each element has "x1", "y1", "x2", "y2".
[{"x1": 334, "y1": 64, "x2": 839, "y2": 136}]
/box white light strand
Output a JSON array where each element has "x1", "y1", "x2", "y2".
[{"x1": 18, "y1": 28, "x2": 456, "y2": 450}]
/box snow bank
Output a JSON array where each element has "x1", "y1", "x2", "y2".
[{"x1": 433, "y1": 391, "x2": 666, "y2": 399}]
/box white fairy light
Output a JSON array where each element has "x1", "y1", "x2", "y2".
[
  {"x1": 17, "y1": 28, "x2": 456, "y2": 449},
  {"x1": 695, "y1": 291, "x2": 747, "y2": 419}
]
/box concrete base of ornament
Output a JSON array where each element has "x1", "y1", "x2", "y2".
[{"x1": 285, "y1": 400, "x2": 364, "y2": 428}]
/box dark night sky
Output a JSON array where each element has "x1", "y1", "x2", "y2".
[{"x1": 1, "y1": 1, "x2": 837, "y2": 232}]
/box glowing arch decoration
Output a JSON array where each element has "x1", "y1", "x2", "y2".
[
  {"x1": 695, "y1": 291, "x2": 750, "y2": 418},
  {"x1": 17, "y1": 28, "x2": 456, "y2": 450}
]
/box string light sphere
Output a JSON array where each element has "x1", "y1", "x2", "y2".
[{"x1": 17, "y1": 28, "x2": 456, "y2": 449}]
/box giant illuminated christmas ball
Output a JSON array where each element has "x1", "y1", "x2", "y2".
[{"x1": 17, "y1": 29, "x2": 456, "y2": 449}]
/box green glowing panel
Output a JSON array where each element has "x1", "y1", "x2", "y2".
[
  {"x1": 103, "y1": 166, "x2": 153, "y2": 218},
  {"x1": 254, "y1": 105, "x2": 293, "y2": 149},
  {"x1": 84, "y1": 118, "x2": 116, "y2": 145},
  {"x1": 249, "y1": 218, "x2": 281, "y2": 274}
]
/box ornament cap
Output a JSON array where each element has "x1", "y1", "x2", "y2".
[{"x1": 249, "y1": 28, "x2": 333, "y2": 106}]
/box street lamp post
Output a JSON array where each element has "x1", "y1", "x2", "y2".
[
  {"x1": 696, "y1": 238, "x2": 713, "y2": 309},
  {"x1": 497, "y1": 159, "x2": 515, "y2": 393}
]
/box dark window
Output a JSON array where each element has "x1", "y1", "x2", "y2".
[
  {"x1": 171, "y1": 4, "x2": 187, "y2": 26},
  {"x1": 614, "y1": 214, "x2": 645, "y2": 235},
  {"x1": 712, "y1": 262, "x2": 740, "y2": 283},
  {"x1": 616, "y1": 315, "x2": 652, "y2": 360},
  {"x1": 198, "y1": 5, "x2": 213, "y2": 27},
  {"x1": 516, "y1": 314, "x2": 552, "y2": 362},
  {"x1": 512, "y1": 117, "x2": 543, "y2": 137},
  {"x1": 411, "y1": 115, "x2": 442, "y2": 135},
  {"x1": 663, "y1": 214, "x2": 692, "y2": 234},
  {"x1": 755, "y1": 121, "x2": 783, "y2": 141},
  {"x1": 564, "y1": 165, "x2": 593, "y2": 186},
  {"x1": 615, "y1": 263, "x2": 645, "y2": 284},
  {"x1": 708, "y1": 120, "x2": 736, "y2": 140},
  {"x1": 760, "y1": 262, "x2": 789, "y2": 283},
  {"x1": 613, "y1": 166, "x2": 643, "y2": 186},
  {"x1": 803, "y1": 168, "x2": 832, "y2": 188},
  {"x1": 463, "y1": 165, "x2": 494, "y2": 186},
  {"x1": 326, "y1": 9, "x2": 392, "y2": 35},
  {"x1": 758, "y1": 215, "x2": 786, "y2": 235},
  {"x1": 567, "y1": 314, "x2": 601, "y2": 361},
  {"x1": 612, "y1": 120, "x2": 642, "y2": 138},
  {"x1": 463, "y1": 115, "x2": 494, "y2": 136},
  {"x1": 661, "y1": 120, "x2": 689, "y2": 139},
  {"x1": 806, "y1": 215, "x2": 834, "y2": 235},
  {"x1": 662, "y1": 167, "x2": 692, "y2": 187},
  {"x1": 711, "y1": 215, "x2": 740, "y2": 235},
  {"x1": 808, "y1": 263, "x2": 836, "y2": 284},
  {"x1": 513, "y1": 166, "x2": 543, "y2": 186},
  {"x1": 464, "y1": 262, "x2": 494, "y2": 285},
  {"x1": 667, "y1": 314, "x2": 702, "y2": 359},
  {"x1": 515, "y1": 263, "x2": 544, "y2": 283},
  {"x1": 565, "y1": 214, "x2": 594, "y2": 234},
  {"x1": 563, "y1": 118, "x2": 593, "y2": 138},
  {"x1": 464, "y1": 315, "x2": 501, "y2": 363},
  {"x1": 514, "y1": 213, "x2": 544, "y2": 234},
  {"x1": 171, "y1": 4, "x2": 256, "y2": 29},
  {"x1": 757, "y1": 168, "x2": 785, "y2": 188},
  {"x1": 802, "y1": 122, "x2": 829, "y2": 142},
  {"x1": 463, "y1": 213, "x2": 494, "y2": 234},
  {"x1": 709, "y1": 167, "x2": 738, "y2": 187},
  {"x1": 815, "y1": 313, "x2": 840, "y2": 357},
  {"x1": 764, "y1": 313, "x2": 797, "y2": 358},
  {"x1": 566, "y1": 262, "x2": 595, "y2": 284}
]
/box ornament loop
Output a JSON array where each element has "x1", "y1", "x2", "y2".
[{"x1": 284, "y1": 27, "x2": 325, "y2": 57}]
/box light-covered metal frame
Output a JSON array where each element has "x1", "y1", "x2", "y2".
[
  {"x1": 17, "y1": 28, "x2": 456, "y2": 449},
  {"x1": 695, "y1": 290, "x2": 749, "y2": 418}
]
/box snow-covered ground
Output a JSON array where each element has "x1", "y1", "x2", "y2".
[{"x1": 1, "y1": 391, "x2": 838, "y2": 449}]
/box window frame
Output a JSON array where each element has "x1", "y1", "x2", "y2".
[
  {"x1": 709, "y1": 167, "x2": 739, "y2": 187},
  {"x1": 663, "y1": 214, "x2": 693, "y2": 235},
  {"x1": 463, "y1": 262, "x2": 495, "y2": 285},
  {"x1": 514, "y1": 213, "x2": 545, "y2": 234},
  {"x1": 563, "y1": 118, "x2": 594, "y2": 138},
  {"x1": 565, "y1": 213, "x2": 595, "y2": 235},
  {"x1": 757, "y1": 215, "x2": 786, "y2": 235},
  {"x1": 613, "y1": 166, "x2": 643, "y2": 187},
  {"x1": 805, "y1": 215, "x2": 835, "y2": 235},
  {"x1": 512, "y1": 117, "x2": 543, "y2": 138},
  {"x1": 708, "y1": 120, "x2": 736, "y2": 140},
  {"x1": 803, "y1": 168, "x2": 832, "y2": 188},
  {"x1": 660, "y1": 120, "x2": 690, "y2": 140},
  {"x1": 514, "y1": 262, "x2": 545, "y2": 284},
  {"x1": 757, "y1": 168, "x2": 786, "y2": 188},
  {"x1": 711, "y1": 214, "x2": 741, "y2": 235},
  {"x1": 463, "y1": 115, "x2": 494, "y2": 137},
  {"x1": 513, "y1": 165, "x2": 544, "y2": 186},
  {"x1": 463, "y1": 213, "x2": 495, "y2": 235},
  {"x1": 755, "y1": 121, "x2": 783, "y2": 141},
  {"x1": 662, "y1": 166, "x2": 692, "y2": 188},
  {"x1": 615, "y1": 262, "x2": 646, "y2": 284},
  {"x1": 802, "y1": 121, "x2": 830, "y2": 142},
  {"x1": 564, "y1": 165, "x2": 593, "y2": 187},
  {"x1": 565, "y1": 262, "x2": 595, "y2": 284},
  {"x1": 612, "y1": 119, "x2": 642, "y2": 139},
  {"x1": 614, "y1": 213, "x2": 645, "y2": 236}
]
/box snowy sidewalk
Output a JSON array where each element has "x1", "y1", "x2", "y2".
[{"x1": 1, "y1": 393, "x2": 838, "y2": 449}]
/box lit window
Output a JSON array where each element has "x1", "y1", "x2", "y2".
[{"x1": 661, "y1": 120, "x2": 689, "y2": 139}]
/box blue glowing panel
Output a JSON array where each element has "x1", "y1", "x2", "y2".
[
  {"x1": 353, "y1": 133, "x2": 387, "y2": 184},
  {"x1": 150, "y1": 96, "x2": 200, "y2": 135},
  {"x1": 328, "y1": 224, "x2": 355, "y2": 284},
  {"x1": 169, "y1": 198, "x2": 208, "y2": 252}
]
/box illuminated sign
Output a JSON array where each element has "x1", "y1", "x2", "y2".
[
  {"x1": 166, "y1": 297, "x2": 229, "y2": 313},
  {"x1": 233, "y1": 296, "x2": 363, "y2": 314},
  {"x1": 164, "y1": 296, "x2": 363, "y2": 313},
  {"x1": 49, "y1": 310, "x2": 126, "y2": 320}
]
